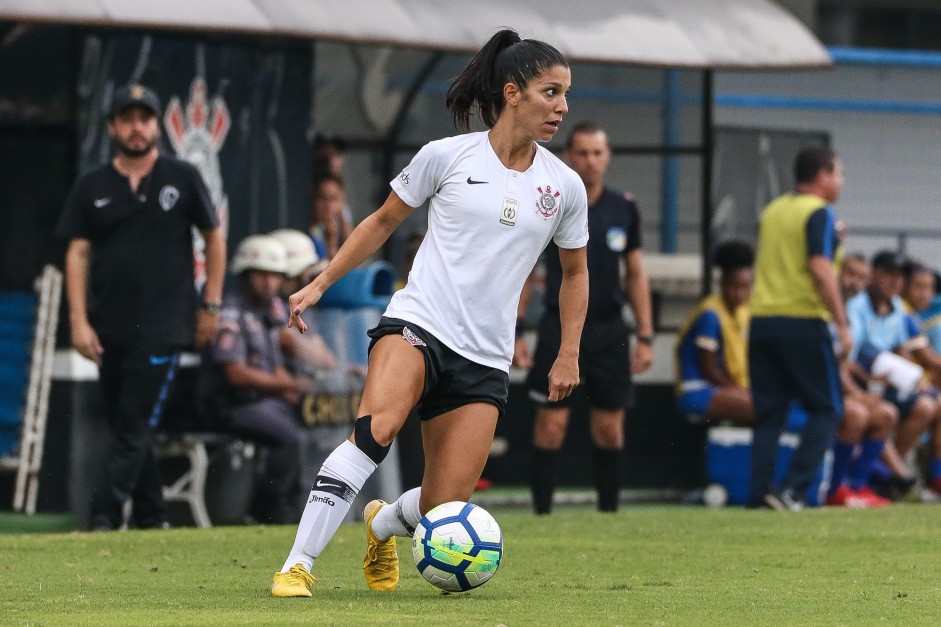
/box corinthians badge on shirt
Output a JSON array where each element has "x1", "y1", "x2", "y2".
[
  {"x1": 500, "y1": 198, "x2": 519, "y2": 227},
  {"x1": 535, "y1": 185, "x2": 560, "y2": 219}
]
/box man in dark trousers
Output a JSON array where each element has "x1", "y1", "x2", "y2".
[
  {"x1": 521, "y1": 121, "x2": 654, "y2": 514},
  {"x1": 747, "y1": 146, "x2": 852, "y2": 511},
  {"x1": 57, "y1": 83, "x2": 226, "y2": 530}
]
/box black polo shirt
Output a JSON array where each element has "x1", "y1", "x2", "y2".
[
  {"x1": 56, "y1": 155, "x2": 217, "y2": 346},
  {"x1": 543, "y1": 187, "x2": 641, "y2": 321}
]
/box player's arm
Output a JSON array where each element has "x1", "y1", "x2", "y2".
[
  {"x1": 806, "y1": 207, "x2": 851, "y2": 359},
  {"x1": 289, "y1": 191, "x2": 414, "y2": 332},
  {"x1": 196, "y1": 226, "x2": 227, "y2": 347},
  {"x1": 624, "y1": 248, "x2": 654, "y2": 374},
  {"x1": 64, "y1": 238, "x2": 103, "y2": 364},
  {"x1": 548, "y1": 246, "x2": 588, "y2": 402}
]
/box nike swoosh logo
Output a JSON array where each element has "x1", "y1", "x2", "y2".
[
  {"x1": 315, "y1": 478, "x2": 343, "y2": 489},
  {"x1": 94, "y1": 198, "x2": 112, "y2": 208},
  {"x1": 466, "y1": 177, "x2": 489, "y2": 185},
  {"x1": 149, "y1": 355, "x2": 172, "y2": 366}
]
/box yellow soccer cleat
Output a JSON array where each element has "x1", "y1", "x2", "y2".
[
  {"x1": 271, "y1": 563, "x2": 317, "y2": 598},
  {"x1": 363, "y1": 499, "x2": 399, "y2": 591}
]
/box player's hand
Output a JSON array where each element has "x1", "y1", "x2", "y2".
[
  {"x1": 288, "y1": 282, "x2": 325, "y2": 333},
  {"x1": 194, "y1": 309, "x2": 219, "y2": 347},
  {"x1": 512, "y1": 336, "x2": 533, "y2": 369},
  {"x1": 71, "y1": 320, "x2": 103, "y2": 365},
  {"x1": 547, "y1": 354, "x2": 579, "y2": 402},
  {"x1": 631, "y1": 341, "x2": 654, "y2": 375},
  {"x1": 835, "y1": 323, "x2": 853, "y2": 362}
]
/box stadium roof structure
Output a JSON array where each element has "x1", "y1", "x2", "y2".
[{"x1": 0, "y1": 0, "x2": 831, "y2": 70}]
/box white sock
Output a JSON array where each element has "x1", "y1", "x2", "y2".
[
  {"x1": 371, "y1": 487, "x2": 422, "y2": 541},
  {"x1": 281, "y1": 440, "x2": 377, "y2": 572}
]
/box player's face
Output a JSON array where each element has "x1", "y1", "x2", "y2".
[
  {"x1": 817, "y1": 158, "x2": 845, "y2": 203},
  {"x1": 515, "y1": 65, "x2": 570, "y2": 142},
  {"x1": 108, "y1": 106, "x2": 160, "y2": 157},
  {"x1": 720, "y1": 267, "x2": 753, "y2": 310},
  {"x1": 313, "y1": 179, "x2": 345, "y2": 223},
  {"x1": 246, "y1": 270, "x2": 284, "y2": 301},
  {"x1": 839, "y1": 257, "x2": 870, "y2": 301},
  {"x1": 904, "y1": 271, "x2": 935, "y2": 311},
  {"x1": 564, "y1": 130, "x2": 611, "y2": 188},
  {"x1": 870, "y1": 267, "x2": 903, "y2": 301}
]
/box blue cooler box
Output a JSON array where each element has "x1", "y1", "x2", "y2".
[{"x1": 706, "y1": 423, "x2": 832, "y2": 507}]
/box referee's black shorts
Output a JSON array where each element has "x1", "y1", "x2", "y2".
[{"x1": 525, "y1": 313, "x2": 632, "y2": 410}]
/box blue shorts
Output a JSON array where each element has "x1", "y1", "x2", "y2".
[
  {"x1": 883, "y1": 387, "x2": 933, "y2": 420},
  {"x1": 677, "y1": 387, "x2": 716, "y2": 416}
]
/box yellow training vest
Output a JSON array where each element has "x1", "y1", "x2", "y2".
[{"x1": 750, "y1": 193, "x2": 832, "y2": 320}]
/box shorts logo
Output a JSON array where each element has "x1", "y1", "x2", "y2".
[
  {"x1": 159, "y1": 185, "x2": 180, "y2": 211},
  {"x1": 536, "y1": 185, "x2": 560, "y2": 219},
  {"x1": 402, "y1": 326, "x2": 426, "y2": 347}
]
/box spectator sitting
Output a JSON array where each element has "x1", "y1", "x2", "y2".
[
  {"x1": 310, "y1": 173, "x2": 353, "y2": 261},
  {"x1": 846, "y1": 250, "x2": 941, "y2": 497},
  {"x1": 839, "y1": 252, "x2": 870, "y2": 302},
  {"x1": 675, "y1": 240, "x2": 755, "y2": 424},
  {"x1": 269, "y1": 229, "x2": 336, "y2": 373},
  {"x1": 902, "y1": 261, "x2": 941, "y2": 385},
  {"x1": 838, "y1": 253, "x2": 913, "y2": 501},
  {"x1": 202, "y1": 235, "x2": 307, "y2": 524}
]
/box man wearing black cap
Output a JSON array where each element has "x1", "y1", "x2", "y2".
[
  {"x1": 56, "y1": 83, "x2": 226, "y2": 530},
  {"x1": 845, "y1": 249, "x2": 941, "y2": 496}
]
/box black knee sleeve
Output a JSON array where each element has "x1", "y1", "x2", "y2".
[{"x1": 354, "y1": 415, "x2": 391, "y2": 464}]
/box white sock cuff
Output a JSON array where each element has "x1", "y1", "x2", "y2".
[
  {"x1": 400, "y1": 487, "x2": 422, "y2": 529},
  {"x1": 320, "y1": 439, "x2": 377, "y2": 492}
]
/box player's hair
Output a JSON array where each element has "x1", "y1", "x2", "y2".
[
  {"x1": 446, "y1": 28, "x2": 568, "y2": 132},
  {"x1": 902, "y1": 259, "x2": 932, "y2": 283},
  {"x1": 794, "y1": 146, "x2": 836, "y2": 184},
  {"x1": 844, "y1": 251, "x2": 867, "y2": 266},
  {"x1": 565, "y1": 121, "x2": 606, "y2": 149},
  {"x1": 714, "y1": 240, "x2": 755, "y2": 274}
]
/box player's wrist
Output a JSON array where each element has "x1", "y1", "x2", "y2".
[
  {"x1": 636, "y1": 334, "x2": 654, "y2": 345},
  {"x1": 200, "y1": 300, "x2": 222, "y2": 315}
]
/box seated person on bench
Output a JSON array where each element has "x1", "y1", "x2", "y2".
[
  {"x1": 675, "y1": 240, "x2": 755, "y2": 425},
  {"x1": 201, "y1": 235, "x2": 307, "y2": 524}
]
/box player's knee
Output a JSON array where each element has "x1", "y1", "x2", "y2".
[
  {"x1": 533, "y1": 416, "x2": 566, "y2": 449},
  {"x1": 353, "y1": 415, "x2": 392, "y2": 464}
]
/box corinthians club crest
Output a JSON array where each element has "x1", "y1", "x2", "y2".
[
  {"x1": 164, "y1": 77, "x2": 231, "y2": 291},
  {"x1": 536, "y1": 185, "x2": 560, "y2": 219}
]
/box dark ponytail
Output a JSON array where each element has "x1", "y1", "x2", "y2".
[{"x1": 446, "y1": 28, "x2": 568, "y2": 132}]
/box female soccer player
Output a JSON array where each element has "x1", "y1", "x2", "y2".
[{"x1": 270, "y1": 29, "x2": 589, "y2": 597}]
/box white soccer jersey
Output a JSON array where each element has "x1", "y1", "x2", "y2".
[{"x1": 387, "y1": 131, "x2": 588, "y2": 372}]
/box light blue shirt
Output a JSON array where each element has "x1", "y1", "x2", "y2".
[{"x1": 846, "y1": 292, "x2": 908, "y2": 365}]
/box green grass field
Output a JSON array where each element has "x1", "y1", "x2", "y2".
[{"x1": 4, "y1": 504, "x2": 941, "y2": 626}]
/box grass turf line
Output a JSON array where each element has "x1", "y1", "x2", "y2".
[{"x1": 2, "y1": 505, "x2": 941, "y2": 625}]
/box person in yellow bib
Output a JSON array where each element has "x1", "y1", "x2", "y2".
[
  {"x1": 748, "y1": 146, "x2": 852, "y2": 511},
  {"x1": 675, "y1": 240, "x2": 755, "y2": 424}
]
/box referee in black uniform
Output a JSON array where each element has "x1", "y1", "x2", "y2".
[
  {"x1": 57, "y1": 84, "x2": 226, "y2": 530},
  {"x1": 521, "y1": 121, "x2": 654, "y2": 514}
]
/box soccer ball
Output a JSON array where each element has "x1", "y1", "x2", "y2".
[{"x1": 411, "y1": 501, "x2": 503, "y2": 592}]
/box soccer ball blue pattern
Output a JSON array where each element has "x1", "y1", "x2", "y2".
[{"x1": 411, "y1": 501, "x2": 503, "y2": 592}]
